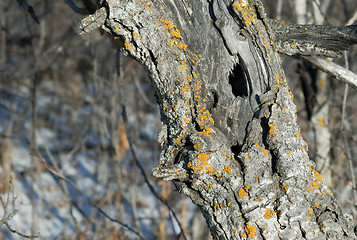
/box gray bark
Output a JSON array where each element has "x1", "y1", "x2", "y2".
[{"x1": 80, "y1": 0, "x2": 357, "y2": 239}]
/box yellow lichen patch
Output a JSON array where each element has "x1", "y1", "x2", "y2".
[
  {"x1": 193, "y1": 142, "x2": 202, "y2": 149},
  {"x1": 205, "y1": 184, "x2": 213, "y2": 190},
  {"x1": 264, "y1": 208, "x2": 275, "y2": 219},
  {"x1": 256, "y1": 197, "x2": 262, "y2": 202},
  {"x1": 199, "y1": 127, "x2": 213, "y2": 137},
  {"x1": 244, "y1": 222, "x2": 256, "y2": 238},
  {"x1": 261, "y1": 148, "x2": 269, "y2": 156},
  {"x1": 214, "y1": 203, "x2": 222, "y2": 211},
  {"x1": 227, "y1": 201, "x2": 232, "y2": 206},
  {"x1": 306, "y1": 187, "x2": 314, "y2": 195},
  {"x1": 314, "y1": 202, "x2": 319, "y2": 208},
  {"x1": 222, "y1": 165, "x2": 232, "y2": 174},
  {"x1": 317, "y1": 118, "x2": 326, "y2": 127},
  {"x1": 173, "y1": 132, "x2": 186, "y2": 146},
  {"x1": 206, "y1": 166, "x2": 217, "y2": 176},
  {"x1": 178, "y1": 41, "x2": 184, "y2": 49},
  {"x1": 245, "y1": 185, "x2": 251, "y2": 190},
  {"x1": 115, "y1": 28, "x2": 120, "y2": 32},
  {"x1": 318, "y1": 79, "x2": 326, "y2": 87},
  {"x1": 198, "y1": 153, "x2": 209, "y2": 164},
  {"x1": 312, "y1": 181, "x2": 320, "y2": 190},
  {"x1": 282, "y1": 183, "x2": 288, "y2": 191},
  {"x1": 306, "y1": 207, "x2": 313, "y2": 220},
  {"x1": 170, "y1": 28, "x2": 181, "y2": 38},
  {"x1": 313, "y1": 169, "x2": 323, "y2": 182},
  {"x1": 132, "y1": 30, "x2": 138, "y2": 40},
  {"x1": 232, "y1": 2, "x2": 256, "y2": 27},
  {"x1": 124, "y1": 40, "x2": 133, "y2": 50},
  {"x1": 189, "y1": 153, "x2": 210, "y2": 172},
  {"x1": 238, "y1": 188, "x2": 248, "y2": 198},
  {"x1": 296, "y1": 131, "x2": 301, "y2": 139},
  {"x1": 269, "y1": 124, "x2": 278, "y2": 135}
]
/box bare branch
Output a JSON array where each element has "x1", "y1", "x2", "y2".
[
  {"x1": 37, "y1": 156, "x2": 145, "y2": 240},
  {"x1": 270, "y1": 19, "x2": 357, "y2": 57},
  {"x1": 16, "y1": 0, "x2": 39, "y2": 24},
  {"x1": 300, "y1": 56, "x2": 357, "y2": 89},
  {"x1": 64, "y1": 0, "x2": 90, "y2": 15},
  {"x1": 0, "y1": 176, "x2": 40, "y2": 239}
]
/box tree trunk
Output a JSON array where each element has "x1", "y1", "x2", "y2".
[{"x1": 82, "y1": 0, "x2": 357, "y2": 239}]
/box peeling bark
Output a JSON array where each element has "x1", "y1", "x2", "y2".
[{"x1": 80, "y1": 0, "x2": 357, "y2": 239}]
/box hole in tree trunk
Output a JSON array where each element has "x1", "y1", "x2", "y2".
[
  {"x1": 231, "y1": 142, "x2": 242, "y2": 160},
  {"x1": 229, "y1": 63, "x2": 248, "y2": 97}
]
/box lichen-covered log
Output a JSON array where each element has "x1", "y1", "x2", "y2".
[{"x1": 81, "y1": 0, "x2": 357, "y2": 239}]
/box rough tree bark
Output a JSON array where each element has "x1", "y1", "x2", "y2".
[{"x1": 80, "y1": 0, "x2": 357, "y2": 239}]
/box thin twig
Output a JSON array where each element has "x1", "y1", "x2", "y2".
[
  {"x1": 36, "y1": 156, "x2": 145, "y2": 240},
  {"x1": 0, "y1": 176, "x2": 40, "y2": 239},
  {"x1": 5, "y1": 222, "x2": 39, "y2": 239},
  {"x1": 16, "y1": 0, "x2": 40, "y2": 24},
  {"x1": 63, "y1": 0, "x2": 90, "y2": 15},
  {"x1": 121, "y1": 106, "x2": 187, "y2": 240},
  {"x1": 340, "y1": 51, "x2": 357, "y2": 206}
]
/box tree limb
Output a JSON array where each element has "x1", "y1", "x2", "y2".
[
  {"x1": 300, "y1": 56, "x2": 357, "y2": 89},
  {"x1": 269, "y1": 19, "x2": 357, "y2": 57}
]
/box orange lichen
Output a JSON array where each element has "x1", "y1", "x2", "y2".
[
  {"x1": 256, "y1": 197, "x2": 262, "y2": 202},
  {"x1": 193, "y1": 142, "x2": 202, "y2": 149},
  {"x1": 261, "y1": 148, "x2": 269, "y2": 156},
  {"x1": 312, "y1": 181, "x2": 319, "y2": 190},
  {"x1": 269, "y1": 124, "x2": 278, "y2": 135},
  {"x1": 205, "y1": 184, "x2": 213, "y2": 190},
  {"x1": 282, "y1": 183, "x2": 288, "y2": 191},
  {"x1": 198, "y1": 153, "x2": 209, "y2": 164},
  {"x1": 232, "y1": 2, "x2": 256, "y2": 27},
  {"x1": 206, "y1": 166, "x2": 217, "y2": 175},
  {"x1": 214, "y1": 203, "x2": 222, "y2": 211},
  {"x1": 173, "y1": 132, "x2": 186, "y2": 145},
  {"x1": 306, "y1": 207, "x2": 313, "y2": 220},
  {"x1": 296, "y1": 131, "x2": 301, "y2": 139},
  {"x1": 313, "y1": 169, "x2": 323, "y2": 182},
  {"x1": 199, "y1": 127, "x2": 213, "y2": 137},
  {"x1": 244, "y1": 222, "x2": 256, "y2": 238},
  {"x1": 222, "y1": 165, "x2": 232, "y2": 174},
  {"x1": 124, "y1": 40, "x2": 133, "y2": 50},
  {"x1": 314, "y1": 202, "x2": 319, "y2": 208},
  {"x1": 318, "y1": 79, "x2": 326, "y2": 87},
  {"x1": 317, "y1": 118, "x2": 326, "y2": 127},
  {"x1": 264, "y1": 208, "x2": 275, "y2": 219},
  {"x1": 238, "y1": 188, "x2": 248, "y2": 198}
]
